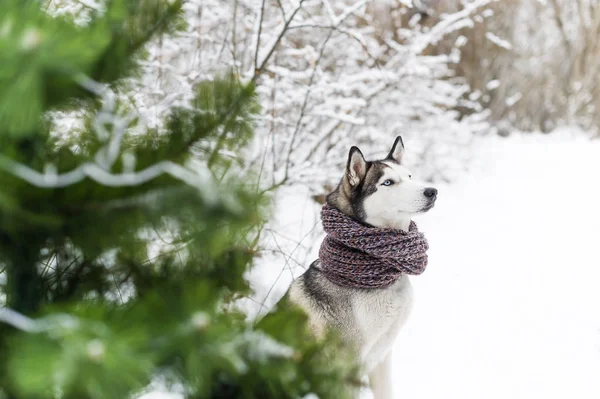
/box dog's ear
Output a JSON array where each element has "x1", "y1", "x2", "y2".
[
  {"x1": 347, "y1": 146, "x2": 367, "y2": 187},
  {"x1": 386, "y1": 136, "x2": 405, "y2": 164}
]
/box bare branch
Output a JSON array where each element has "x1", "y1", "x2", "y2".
[
  {"x1": 252, "y1": 0, "x2": 307, "y2": 81},
  {"x1": 274, "y1": 0, "x2": 286, "y2": 20},
  {"x1": 283, "y1": 28, "x2": 335, "y2": 183},
  {"x1": 254, "y1": 0, "x2": 267, "y2": 72}
]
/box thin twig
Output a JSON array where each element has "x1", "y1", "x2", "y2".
[
  {"x1": 274, "y1": 0, "x2": 286, "y2": 20},
  {"x1": 255, "y1": 219, "x2": 320, "y2": 322},
  {"x1": 252, "y1": 0, "x2": 307, "y2": 82},
  {"x1": 283, "y1": 28, "x2": 335, "y2": 182},
  {"x1": 254, "y1": 0, "x2": 267, "y2": 72}
]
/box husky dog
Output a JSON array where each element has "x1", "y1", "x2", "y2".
[{"x1": 288, "y1": 136, "x2": 437, "y2": 399}]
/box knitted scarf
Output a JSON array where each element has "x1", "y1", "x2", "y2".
[{"x1": 318, "y1": 203, "x2": 429, "y2": 289}]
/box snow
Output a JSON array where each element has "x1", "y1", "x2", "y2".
[
  {"x1": 505, "y1": 92, "x2": 523, "y2": 107},
  {"x1": 486, "y1": 79, "x2": 500, "y2": 90},
  {"x1": 240, "y1": 185, "x2": 323, "y2": 321},
  {"x1": 485, "y1": 32, "x2": 512, "y2": 50},
  {"x1": 387, "y1": 131, "x2": 600, "y2": 399},
  {"x1": 237, "y1": 331, "x2": 295, "y2": 363}
]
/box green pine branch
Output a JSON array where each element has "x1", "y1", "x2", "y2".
[
  {"x1": 0, "y1": 2, "x2": 360, "y2": 398},
  {"x1": 0, "y1": 0, "x2": 183, "y2": 138}
]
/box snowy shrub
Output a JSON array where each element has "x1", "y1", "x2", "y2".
[{"x1": 112, "y1": 0, "x2": 496, "y2": 186}]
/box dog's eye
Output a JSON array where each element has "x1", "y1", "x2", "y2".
[{"x1": 382, "y1": 179, "x2": 394, "y2": 186}]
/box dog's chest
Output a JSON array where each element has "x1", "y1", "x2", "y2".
[
  {"x1": 352, "y1": 276, "x2": 414, "y2": 368},
  {"x1": 289, "y1": 264, "x2": 415, "y2": 371}
]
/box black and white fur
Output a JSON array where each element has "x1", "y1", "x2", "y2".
[{"x1": 287, "y1": 137, "x2": 438, "y2": 399}]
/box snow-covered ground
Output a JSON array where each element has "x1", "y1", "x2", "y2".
[
  {"x1": 388, "y1": 132, "x2": 600, "y2": 399},
  {"x1": 145, "y1": 131, "x2": 600, "y2": 398}
]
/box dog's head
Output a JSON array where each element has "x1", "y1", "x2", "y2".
[{"x1": 327, "y1": 136, "x2": 437, "y2": 229}]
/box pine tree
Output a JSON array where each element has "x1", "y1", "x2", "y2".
[{"x1": 0, "y1": 1, "x2": 358, "y2": 398}]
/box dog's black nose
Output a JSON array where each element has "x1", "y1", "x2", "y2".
[{"x1": 424, "y1": 187, "x2": 438, "y2": 199}]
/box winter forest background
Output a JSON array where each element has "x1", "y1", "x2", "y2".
[{"x1": 0, "y1": 0, "x2": 599, "y2": 398}]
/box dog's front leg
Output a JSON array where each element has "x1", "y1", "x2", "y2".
[{"x1": 369, "y1": 352, "x2": 394, "y2": 399}]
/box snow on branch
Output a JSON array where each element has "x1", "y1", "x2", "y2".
[
  {"x1": 120, "y1": 0, "x2": 495, "y2": 190},
  {"x1": 0, "y1": 74, "x2": 219, "y2": 204},
  {"x1": 0, "y1": 307, "x2": 79, "y2": 333},
  {"x1": 485, "y1": 32, "x2": 512, "y2": 50},
  {"x1": 0, "y1": 156, "x2": 215, "y2": 197},
  {"x1": 411, "y1": 0, "x2": 494, "y2": 53}
]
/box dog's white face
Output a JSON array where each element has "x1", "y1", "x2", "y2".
[
  {"x1": 363, "y1": 161, "x2": 436, "y2": 229},
  {"x1": 340, "y1": 136, "x2": 438, "y2": 230}
]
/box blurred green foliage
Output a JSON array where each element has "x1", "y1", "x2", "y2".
[{"x1": 0, "y1": 1, "x2": 358, "y2": 398}]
